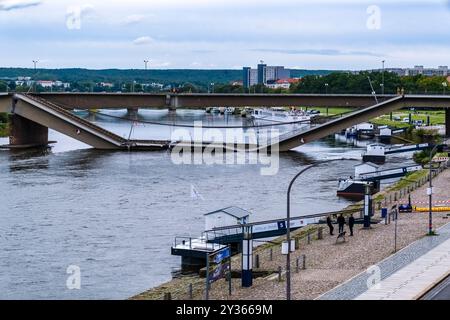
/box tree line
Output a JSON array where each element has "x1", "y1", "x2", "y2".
[{"x1": 0, "y1": 70, "x2": 448, "y2": 95}]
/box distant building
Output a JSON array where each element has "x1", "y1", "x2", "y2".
[
  {"x1": 15, "y1": 80, "x2": 33, "y2": 87},
  {"x1": 257, "y1": 63, "x2": 267, "y2": 85},
  {"x1": 15, "y1": 76, "x2": 33, "y2": 87},
  {"x1": 54, "y1": 81, "x2": 71, "y2": 89},
  {"x1": 37, "y1": 80, "x2": 54, "y2": 88},
  {"x1": 266, "y1": 78, "x2": 301, "y2": 90},
  {"x1": 243, "y1": 63, "x2": 291, "y2": 88},
  {"x1": 373, "y1": 65, "x2": 449, "y2": 77},
  {"x1": 99, "y1": 82, "x2": 114, "y2": 88},
  {"x1": 243, "y1": 67, "x2": 258, "y2": 88},
  {"x1": 243, "y1": 67, "x2": 251, "y2": 88},
  {"x1": 34, "y1": 80, "x2": 70, "y2": 89},
  {"x1": 266, "y1": 66, "x2": 290, "y2": 82}
]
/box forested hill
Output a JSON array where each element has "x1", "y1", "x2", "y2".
[{"x1": 0, "y1": 68, "x2": 332, "y2": 85}]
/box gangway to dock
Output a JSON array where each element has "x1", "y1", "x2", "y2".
[
  {"x1": 203, "y1": 208, "x2": 362, "y2": 244},
  {"x1": 384, "y1": 143, "x2": 431, "y2": 155},
  {"x1": 359, "y1": 164, "x2": 423, "y2": 182}
]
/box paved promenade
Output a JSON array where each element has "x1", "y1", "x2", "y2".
[{"x1": 319, "y1": 222, "x2": 450, "y2": 300}]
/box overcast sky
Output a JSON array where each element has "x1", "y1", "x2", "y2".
[{"x1": 1, "y1": 0, "x2": 450, "y2": 70}]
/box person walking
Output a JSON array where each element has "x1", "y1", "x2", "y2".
[
  {"x1": 348, "y1": 214, "x2": 355, "y2": 236},
  {"x1": 337, "y1": 214, "x2": 346, "y2": 234},
  {"x1": 326, "y1": 215, "x2": 334, "y2": 235}
]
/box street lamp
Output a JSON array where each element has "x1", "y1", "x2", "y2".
[
  {"x1": 325, "y1": 83, "x2": 329, "y2": 95},
  {"x1": 286, "y1": 158, "x2": 358, "y2": 300},
  {"x1": 382, "y1": 60, "x2": 385, "y2": 95},
  {"x1": 442, "y1": 82, "x2": 447, "y2": 95},
  {"x1": 210, "y1": 83, "x2": 215, "y2": 94},
  {"x1": 32, "y1": 60, "x2": 39, "y2": 92}
]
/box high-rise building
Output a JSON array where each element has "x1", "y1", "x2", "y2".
[
  {"x1": 243, "y1": 67, "x2": 251, "y2": 89},
  {"x1": 250, "y1": 69, "x2": 258, "y2": 86},
  {"x1": 257, "y1": 63, "x2": 267, "y2": 85},
  {"x1": 243, "y1": 67, "x2": 259, "y2": 88},
  {"x1": 243, "y1": 63, "x2": 291, "y2": 88}
]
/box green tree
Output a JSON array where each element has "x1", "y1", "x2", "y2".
[{"x1": 0, "y1": 81, "x2": 7, "y2": 92}]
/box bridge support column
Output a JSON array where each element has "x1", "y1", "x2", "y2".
[
  {"x1": 169, "y1": 96, "x2": 179, "y2": 111},
  {"x1": 241, "y1": 228, "x2": 253, "y2": 288},
  {"x1": 446, "y1": 108, "x2": 450, "y2": 137},
  {"x1": 127, "y1": 107, "x2": 139, "y2": 117},
  {"x1": 9, "y1": 114, "x2": 48, "y2": 147}
]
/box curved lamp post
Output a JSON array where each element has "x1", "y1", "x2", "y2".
[{"x1": 286, "y1": 158, "x2": 359, "y2": 300}]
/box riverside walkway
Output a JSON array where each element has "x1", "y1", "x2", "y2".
[{"x1": 319, "y1": 222, "x2": 450, "y2": 300}]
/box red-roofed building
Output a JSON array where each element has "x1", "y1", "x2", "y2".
[{"x1": 266, "y1": 78, "x2": 301, "y2": 89}]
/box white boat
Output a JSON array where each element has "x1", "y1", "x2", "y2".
[
  {"x1": 224, "y1": 107, "x2": 235, "y2": 114},
  {"x1": 362, "y1": 144, "x2": 386, "y2": 164},
  {"x1": 251, "y1": 107, "x2": 312, "y2": 123}
]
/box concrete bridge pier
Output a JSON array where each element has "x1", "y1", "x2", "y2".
[
  {"x1": 168, "y1": 95, "x2": 178, "y2": 111},
  {"x1": 127, "y1": 107, "x2": 139, "y2": 117},
  {"x1": 9, "y1": 114, "x2": 48, "y2": 147}
]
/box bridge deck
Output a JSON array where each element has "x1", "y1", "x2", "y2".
[{"x1": 3, "y1": 93, "x2": 449, "y2": 151}]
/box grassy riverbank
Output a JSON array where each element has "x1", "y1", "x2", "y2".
[
  {"x1": 371, "y1": 110, "x2": 445, "y2": 128},
  {"x1": 308, "y1": 107, "x2": 354, "y2": 116}
]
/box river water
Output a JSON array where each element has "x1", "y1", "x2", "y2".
[{"x1": 0, "y1": 110, "x2": 415, "y2": 299}]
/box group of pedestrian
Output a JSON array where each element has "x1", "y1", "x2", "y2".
[{"x1": 326, "y1": 214, "x2": 355, "y2": 237}]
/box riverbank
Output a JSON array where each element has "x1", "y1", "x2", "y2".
[{"x1": 132, "y1": 164, "x2": 450, "y2": 300}]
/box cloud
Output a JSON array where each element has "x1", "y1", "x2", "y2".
[
  {"x1": 191, "y1": 49, "x2": 215, "y2": 54},
  {"x1": 80, "y1": 4, "x2": 95, "y2": 17},
  {"x1": 252, "y1": 48, "x2": 381, "y2": 57},
  {"x1": 133, "y1": 36, "x2": 154, "y2": 45},
  {"x1": 0, "y1": 0, "x2": 42, "y2": 11},
  {"x1": 122, "y1": 14, "x2": 146, "y2": 25}
]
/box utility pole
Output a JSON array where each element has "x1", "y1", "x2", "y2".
[
  {"x1": 382, "y1": 60, "x2": 385, "y2": 95},
  {"x1": 32, "y1": 60, "x2": 39, "y2": 92}
]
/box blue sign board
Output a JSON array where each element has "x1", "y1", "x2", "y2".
[{"x1": 207, "y1": 247, "x2": 231, "y2": 285}]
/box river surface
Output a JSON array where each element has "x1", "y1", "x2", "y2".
[{"x1": 0, "y1": 110, "x2": 415, "y2": 299}]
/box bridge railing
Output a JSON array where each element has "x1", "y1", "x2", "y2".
[
  {"x1": 173, "y1": 236, "x2": 223, "y2": 251},
  {"x1": 202, "y1": 227, "x2": 243, "y2": 244}
]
